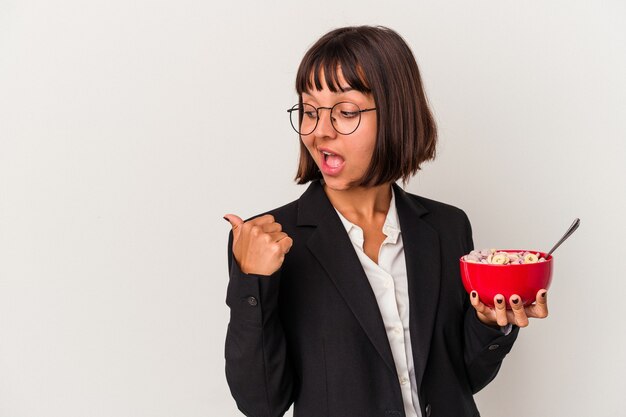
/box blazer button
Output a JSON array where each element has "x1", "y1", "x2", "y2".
[
  {"x1": 246, "y1": 296, "x2": 258, "y2": 306},
  {"x1": 425, "y1": 404, "x2": 431, "y2": 417},
  {"x1": 488, "y1": 344, "x2": 500, "y2": 350}
]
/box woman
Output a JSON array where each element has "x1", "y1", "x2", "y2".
[{"x1": 224, "y1": 25, "x2": 548, "y2": 417}]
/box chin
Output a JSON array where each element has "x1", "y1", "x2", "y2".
[{"x1": 321, "y1": 175, "x2": 354, "y2": 191}]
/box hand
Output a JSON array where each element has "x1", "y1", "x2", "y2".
[
  {"x1": 224, "y1": 213, "x2": 293, "y2": 276},
  {"x1": 470, "y1": 290, "x2": 549, "y2": 328}
]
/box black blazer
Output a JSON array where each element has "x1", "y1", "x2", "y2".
[{"x1": 225, "y1": 181, "x2": 519, "y2": 417}]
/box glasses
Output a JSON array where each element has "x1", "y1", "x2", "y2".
[{"x1": 287, "y1": 102, "x2": 376, "y2": 135}]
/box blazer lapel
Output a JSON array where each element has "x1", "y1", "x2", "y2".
[
  {"x1": 393, "y1": 183, "x2": 441, "y2": 392},
  {"x1": 297, "y1": 181, "x2": 398, "y2": 377}
]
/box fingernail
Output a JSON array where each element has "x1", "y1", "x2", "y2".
[
  {"x1": 496, "y1": 298, "x2": 503, "y2": 304},
  {"x1": 541, "y1": 292, "x2": 547, "y2": 298},
  {"x1": 512, "y1": 298, "x2": 519, "y2": 304},
  {"x1": 471, "y1": 291, "x2": 477, "y2": 298},
  {"x1": 223, "y1": 216, "x2": 229, "y2": 222}
]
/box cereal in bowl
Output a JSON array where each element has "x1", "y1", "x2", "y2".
[{"x1": 463, "y1": 249, "x2": 546, "y2": 265}]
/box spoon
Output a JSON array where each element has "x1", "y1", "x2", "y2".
[{"x1": 546, "y1": 218, "x2": 580, "y2": 258}]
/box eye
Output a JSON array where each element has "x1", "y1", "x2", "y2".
[
  {"x1": 334, "y1": 102, "x2": 361, "y2": 119},
  {"x1": 300, "y1": 103, "x2": 317, "y2": 119},
  {"x1": 340, "y1": 111, "x2": 359, "y2": 118}
]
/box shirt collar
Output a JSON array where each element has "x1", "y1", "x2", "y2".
[
  {"x1": 382, "y1": 189, "x2": 401, "y2": 243},
  {"x1": 334, "y1": 187, "x2": 401, "y2": 249}
]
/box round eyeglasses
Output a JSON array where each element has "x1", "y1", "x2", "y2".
[{"x1": 287, "y1": 102, "x2": 376, "y2": 136}]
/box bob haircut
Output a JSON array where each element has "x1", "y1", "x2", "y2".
[{"x1": 294, "y1": 25, "x2": 438, "y2": 186}]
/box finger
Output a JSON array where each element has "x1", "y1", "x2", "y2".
[
  {"x1": 261, "y1": 222, "x2": 282, "y2": 233},
  {"x1": 278, "y1": 236, "x2": 293, "y2": 253},
  {"x1": 509, "y1": 294, "x2": 529, "y2": 327},
  {"x1": 223, "y1": 214, "x2": 244, "y2": 242},
  {"x1": 494, "y1": 294, "x2": 508, "y2": 326},
  {"x1": 470, "y1": 291, "x2": 494, "y2": 318},
  {"x1": 267, "y1": 231, "x2": 288, "y2": 242},
  {"x1": 527, "y1": 289, "x2": 549, "y2": 319},
  {"x1": 249, "y1": 214, "x2": 275, "y2": 226}
]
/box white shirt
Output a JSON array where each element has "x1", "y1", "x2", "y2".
[{"x1": 334, "y1": 188, "x2": 422, "y2": 417}]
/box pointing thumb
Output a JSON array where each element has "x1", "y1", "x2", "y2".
[{"x1": 223, "y1": 214, "x2": 244, "y2": 242}]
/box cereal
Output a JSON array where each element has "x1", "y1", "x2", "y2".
[
  {"x1": 523, "y1": 253, "x2": 539, "y2": 263},
  {"x1": 463, "y1": 249, "x2": 546, "y2": 265}
]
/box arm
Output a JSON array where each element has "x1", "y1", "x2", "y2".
[
  {"x1": 462, "y1": 298, "x2": 519, "y2": 393},
  {"x1": 225, "y1": 229, "x2": 295, "y2": 417},
  {"x1": 460, "y1": 212, "x2": 520, "y2": 393}
]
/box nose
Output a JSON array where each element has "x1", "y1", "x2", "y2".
[{"x1": 313, "y1": 107, "x2": 337, "y2": 138}]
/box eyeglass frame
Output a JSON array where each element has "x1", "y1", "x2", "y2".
[{"x1": 287, "y1": 101, "x2": 377, "y2": 135}]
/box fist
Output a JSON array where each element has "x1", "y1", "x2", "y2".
[{"x1": 224, "y1": 213, "x2": 293, "y2": 276}]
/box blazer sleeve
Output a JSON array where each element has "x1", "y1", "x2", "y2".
[
  {"x1": 460, "y1": 212, "x2": 521, "y2": 394},
  {"x1": 224, "y1": 230, "x2": 294, "y2": 417}
]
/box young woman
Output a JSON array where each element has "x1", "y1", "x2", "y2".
[{"x1": 224, "y1": 25, "x2": 548, "y2": 417}]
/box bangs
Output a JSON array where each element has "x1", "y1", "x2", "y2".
[{"x1": 296, "y1": 43, "x2": 371, "y2": 95}]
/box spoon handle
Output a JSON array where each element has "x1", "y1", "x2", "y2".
[{"x1": 546, "y1": 218, "x2": 580, "y2": 258}]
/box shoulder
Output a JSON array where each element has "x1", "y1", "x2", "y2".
[
  {"x1": 399, "y1": 188, "x2": 474, "y2": 253},
  {"x1": 406, "y1": 188, "x2": 474, "y2": 253},
  {"x1": 398, "y1": 188, "x2": 472, "y2": 244},
  {"x1": 402, "y1": 189, "x2": 470, "y2": 224},
  {"x1": 242, "y1": 180, "x2": 324, "y2": 227},
  {"x1": 245, "y1": 199, "x2": 299, "y2": 225}
]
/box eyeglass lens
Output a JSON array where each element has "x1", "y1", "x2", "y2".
[{"x1": 290, "y1": 102, "x2": 362, "y2": 135}]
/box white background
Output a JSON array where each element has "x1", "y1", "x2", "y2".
[{"x1": 1, "y1": 1, "x2": 625, "y2": 416}]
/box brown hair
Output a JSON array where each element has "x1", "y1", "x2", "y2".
[{"x1": 294, "y1": 25, "x2": 438, "y2": 186}]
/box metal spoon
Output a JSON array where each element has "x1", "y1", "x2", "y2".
[{"x1": 546, "y1": 218, "x2": 580, "y2": 258}]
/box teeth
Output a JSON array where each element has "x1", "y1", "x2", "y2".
[{"x1": 322, "y1": 151, "x2": 335, "y2": 156}]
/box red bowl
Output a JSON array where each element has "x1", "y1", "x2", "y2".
[{"x1": 460, "y1": 250, "x2": 553, "y2": 309}]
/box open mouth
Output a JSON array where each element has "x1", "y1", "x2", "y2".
[{"x1": 321, "y1": 150, "x2": 345, "y2": 169}]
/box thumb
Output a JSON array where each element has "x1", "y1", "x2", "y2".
[{"x1": 223, "y1": 214, "x2": 244, "y2": 242}]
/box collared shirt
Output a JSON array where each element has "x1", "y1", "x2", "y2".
[{"x1": 334, "y1": 188, "x2": 422, "y2": 417}]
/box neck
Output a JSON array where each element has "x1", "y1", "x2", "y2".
[{"x1": 323, "y1": 182, "x2": 393, "y2": 222}]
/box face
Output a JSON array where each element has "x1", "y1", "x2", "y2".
[{"x1": 300, "y1": 67, "x2": 377, "y2": 192}]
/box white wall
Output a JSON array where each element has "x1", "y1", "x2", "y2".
[{"x1": 1, "y1": 1, "x2": 624, "y2": 416}]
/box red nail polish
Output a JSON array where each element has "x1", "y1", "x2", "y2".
[
  {"x1": 541, "y1": 292, "x2": 547, "y2": 298},
  {"x1": 496, "y1": 299, "x2": 503, "y2": 304},
  {"x1": 512, "y1": 298, "x2": 519, "y2": 304},
  {"x1": 471, "y1": 292, "x2": 477, "y2": 298}
]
